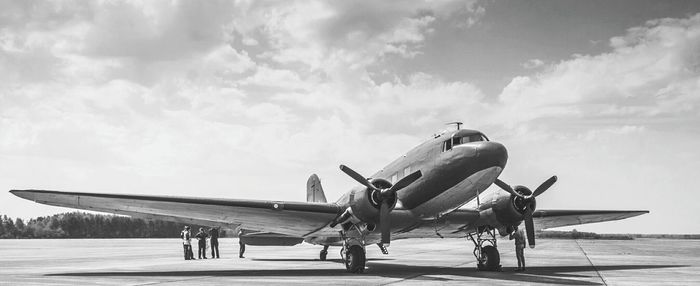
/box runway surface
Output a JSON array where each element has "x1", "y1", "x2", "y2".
[{"x1": 1, "y1": 237, "x2": 698, "y2": 285}]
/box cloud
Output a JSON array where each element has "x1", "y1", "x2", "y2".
[
  {"x1": 230, "y1": 0, "x2": 478, "y2": 74},
  {"x1": 1, "y1": 0, "x2": 487, "y2": 179},
  {"x1": 498, "y1": 13, "x2": 700, "y2": 129},
  {"x1": 521, "y1": 58, "x2": 545, "y2": 69}
]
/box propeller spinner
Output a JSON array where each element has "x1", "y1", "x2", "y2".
[{"x1": 494, "y1": 175, "x2": 557, "y2": 248}]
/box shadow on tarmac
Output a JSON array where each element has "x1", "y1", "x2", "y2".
[
  {"x1": 47, "y1": 263, "x2": 686, "y2": 285},
  {"x1": 250, "y1": 258, "x2": 394, "y2": 262}
]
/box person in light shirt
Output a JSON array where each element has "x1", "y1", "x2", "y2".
[
  {"x1": 180, "y1": 226, "x2": 194, "y2": 260},
  {"x1": 509, "y1": 227, "x2": 526, "y2": 271}
]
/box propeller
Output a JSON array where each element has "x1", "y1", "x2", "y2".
[
  {"x1": 339, "y1": 164, "x2": 422, "y2": 246},
  {"x1": 494, "y1": 175, "x2": 557, "y2": 248}
]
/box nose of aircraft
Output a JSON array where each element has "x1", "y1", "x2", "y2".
[
  {"x1": 449, "y1": 141, "x2": 508, "y2": 171},
  {"x1": 475, "y1": 141, "x2": 508, "y2": 169}
]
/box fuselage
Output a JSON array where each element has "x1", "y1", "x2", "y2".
[{"x1": 336, "y1": 129, "x2": 508, "y2": 220}]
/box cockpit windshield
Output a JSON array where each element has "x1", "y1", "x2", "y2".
[
  {"x1": 442, "y1": 133, "x2": 487, "y2": 152},
  {"x1": 457, "y1": 134, "x2": 486, "y2": 144}
]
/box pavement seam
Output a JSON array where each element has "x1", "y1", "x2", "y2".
[
  {"x1": 132, "y1": 276, "x2": 210, "y2": 286},
  {"x1": 575, "y1": 239, "x2": 608, "y2": 286}
]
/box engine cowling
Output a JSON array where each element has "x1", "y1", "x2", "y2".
[
  {"x1": 478, "y1": 185, "x2": 537, "y2": 235},
  {"x1": 347, "y1": 178, "x2": 397, "y2": 223},
  {"x1": 488, "y1": 175, "x2": 557, "y2": 246},
  {"x1": 491, "y1": 185, "x2": 536, "y2": 224},
  {"x1": 334, "y1": 164, "x2": 422, "y2": 246}
]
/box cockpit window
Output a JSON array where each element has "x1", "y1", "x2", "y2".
[
  {"x1": 461, "y1": 134, "x2": 485, "y2": 144},
  {"x1": 442, "y1": 139, "x2": 452, "y2": 152},
  {"x1": 442, "y1": 133, "x2": 488, "y2": 152}
]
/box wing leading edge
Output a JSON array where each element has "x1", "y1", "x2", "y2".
[{"x1": 10, "y1": 189, "x2": 341, "y2": 237}]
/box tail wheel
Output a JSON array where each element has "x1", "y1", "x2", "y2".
[
  {"x1": 481, "y1": 245, "x2": 500, "y2": 270},
  {"x1": 344, "y1": 245, "x2": 366, "y2": 273},
  {"x1": 320, "y1": 250, "x2": 328, "y2": 261}
]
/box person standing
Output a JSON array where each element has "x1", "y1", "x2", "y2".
[
  {"x1": 509, "y1": 227, "x2": 526, "y2": 271},
  {"x1": 238, "y1": 229, "x2": 246, "y2": 258},
  {"x1": 195, "y1": 227, "x2": 209, "y2": 259},
  {"x1": 209, "y1": 227, "x2": 220, "y2": 259},
  {"x1": 180, "y1": 226, "x2": 194, "y2": 260}
]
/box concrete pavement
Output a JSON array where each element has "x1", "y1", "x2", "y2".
[{"x1": 0, "y1": 238, "x2": 697, "y2": 285}]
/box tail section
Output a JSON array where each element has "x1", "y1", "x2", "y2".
[{"x1": 306, "y1": 174, "x2": 327, "y2": 203}]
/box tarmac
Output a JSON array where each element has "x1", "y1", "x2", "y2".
[{"x1": 1, "y1": 237, "x2": 698, "y2": 285}]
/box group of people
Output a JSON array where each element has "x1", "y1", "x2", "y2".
[
  {"x1": 181, "y1": 225, "x2": 526, "y2": 270},
  {"x1": 179, "y1": 226, "x2": 246, "y2": 260}
]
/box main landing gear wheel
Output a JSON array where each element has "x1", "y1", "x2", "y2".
[
  {"x1": 469, "y1": 227, "x2": 502, "y2": 271},
  {"x1": 478, "y1": 245, "x2": 500, "y2": 271},
  {"x1": 344, "y1": 245, "x2": 366, "y2": 273}
]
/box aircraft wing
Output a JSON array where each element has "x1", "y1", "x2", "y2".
[
  {"x1": 10, "y1": 189, "x2": 341, "y2": 237},
  {"x1": 532, "y1": 209, "x2": 649, "y2": 231}
]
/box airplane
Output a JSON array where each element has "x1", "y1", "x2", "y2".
[{"x1": 10, "y1": 123, "x2": 648, "y2": 273}]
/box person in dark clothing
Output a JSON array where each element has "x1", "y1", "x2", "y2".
[
  {"x1": 238, "y1": 229, "x2": 245, "y2": 258},
  {"x1": 195, "y1": 227, "x2": 209, "y2": 259},
  {"x1": 180, "y1": 226, "x2": 194, "y2": 260},
  {"x1": 239, "y1": 239, "x2": 246, "y2": 258},
  {"x1": 209, "y1": 227, "x2": 220, "y2": 258}
]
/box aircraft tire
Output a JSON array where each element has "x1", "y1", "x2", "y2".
[
  {"x1": 344, "y1": 245, "x2": 365, "y2": 273},
  {"x1": 481, "y1": 245, "x2": 500, "y2": 271},
  {"x1": 320, "y1": 250, "x2": 328, "y2": 261}
]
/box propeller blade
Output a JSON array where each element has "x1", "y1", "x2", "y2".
[
  {"x1": 340, "y1": 165, "x2": 377, "y2": 191},
  {"x1": 532, "y1": 175, "x2": 558, "y2": 198},
  {"x1": 389, "y1": 170, "x2": 422, "y2": 193},
  {"x1": 524, "y1": 207, "x2": 536, "y2": 248},
  {"x1": 380, "y1": 200, "x2": 391, "y2": 246},
  {"x1": 494, "y1": 178, "x2": 525, "y2": 198}
]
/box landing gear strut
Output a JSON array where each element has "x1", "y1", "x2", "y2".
[
  {"x1": 468, "y1": 226, "x2": 501, "y2": 271},
  {"x1": 320, "y1": 245, "x2": 329, "y2": 261}
]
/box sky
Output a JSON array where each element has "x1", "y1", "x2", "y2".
[{"x1": 1, "y1": 0, "x2": 700, "y2": 234}]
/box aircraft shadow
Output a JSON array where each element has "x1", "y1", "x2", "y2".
[
  {"x1": 250, "y1": 258, "x2": 393, "y2": 262},
  {"x1": 47, "y1": 263, "x2": 685, "y2": 285}
]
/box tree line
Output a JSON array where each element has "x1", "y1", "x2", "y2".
[{"x1": 0, "y1": 212, "x2": 227, "y2": 239}]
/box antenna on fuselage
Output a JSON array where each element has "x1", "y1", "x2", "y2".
[{"x1": 446, "y1": 121, "x2": 463, "y2": 130}]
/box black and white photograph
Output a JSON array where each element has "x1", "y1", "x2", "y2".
[{"x1": 1, "y1": 0, "x2": 699, "y2": 285}]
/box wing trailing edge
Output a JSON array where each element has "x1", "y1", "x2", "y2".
[{"x1": 532, "y1": 209, "x2": 648, "y2": 231}]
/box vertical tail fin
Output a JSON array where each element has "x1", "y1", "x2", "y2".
[{"x1": 306, "y1": 174, "x2": 327, "y2": 203}]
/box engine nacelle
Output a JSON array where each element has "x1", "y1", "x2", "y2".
[
  {"x1": 348, "y1": 178, "x2": 397, "y2": 223},
  {"x1": 478, "y1": 186, "x2": 536, "y2": 233}
]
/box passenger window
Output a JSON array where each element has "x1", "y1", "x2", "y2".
[
  {"x1": 404, "y1": 166, "x2": 411, "y2": 176},
  {"x1": 391, "y1": 173, "x2": 398, "y2": 184}
]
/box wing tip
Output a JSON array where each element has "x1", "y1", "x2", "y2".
[{"x1": 9, "y1": 189, "x2": 46, "y2": 201}]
